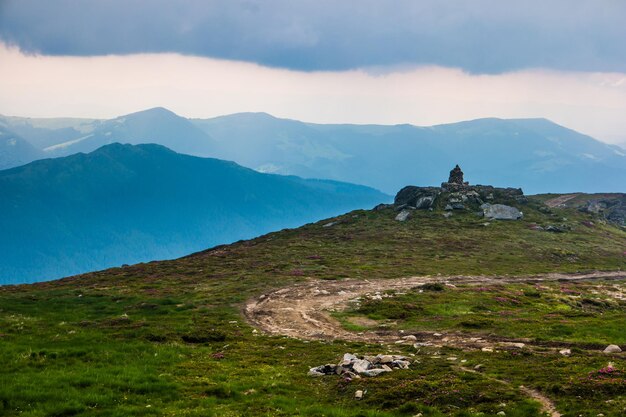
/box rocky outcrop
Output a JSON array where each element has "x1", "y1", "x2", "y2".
[
  {"x1": 394, "y1": 186, "x2": 440, "y2": 209},
  {"x1": 579, "y1": 195, "x2": 626, "y2": 227},
  {"x1": 392, "y1": 165, "x2": 525, "y2": 219}
]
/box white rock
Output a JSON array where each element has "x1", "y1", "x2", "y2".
[
  {"x1": 403, "y1": 335, "x2": 417, "y2": 341},
  {"x1": 395, "y1": 210, "x2": 411, "y2": 222},
  {"x1": 603, "y1": 344, "x2": 622, "y2": 353},
  {"x1": 559, "y1": 349, "x2": 571, "y2": 356},
  {"x1": 355, "y1": 390, "x2": 363, "y2": 400},
  {"x1": 352, "y1": 359, "x2": 371, "y2": 374}
]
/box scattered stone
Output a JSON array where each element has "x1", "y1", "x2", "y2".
[
  {"x1": 446, "y1": 357, "x2": 458, "y2": 361},
  {"x1": 497, "y1": 411, "x2": 506, "y2": 416},
  {"x1": 482, "y1": 203, "x2": 523, "y2": 220},
  {"x1": 310, "y1": 353, "x2": 411, "y2": 378},
  {"x1": 511, "y1": 343, "x2": 525, "y2": 349},
  {"x1": 443, "y1": 212, "x2": 453, "y2": 218},
  {"x1": 481, "y1": 347, "x2": 494, "y2": 352},
  {"x1": 545, "y1": 225, "x2": 566, "y2": 233},
  {"x1": 474, "y1": 364, "x2": 484, "y2": 371},
  {"x1": 603, "y1": 344, "x2": 622, "y2": 353},
  {"x1": 559, "y1": 349, "x2": 571, "y2": 356},
  {"x1": 355, "y1": 390, "x2": 363, "y2": 400},
  {"x1": 395, "y1": 209, "x2": 412, "y2": 222},
  {"x1": 323, "y1": 221, "x2": 338, "y2": 228},
  {"x1": 403, "y1": 335, "x2": 417, "y2": 341}
]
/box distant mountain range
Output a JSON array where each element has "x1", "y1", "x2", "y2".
[
  {"x1": 1, "y1": 107, "x2": 624, "y2": 194},
  {"x1": 0, "y1": 143, "x2": 387, "y2": 284}
]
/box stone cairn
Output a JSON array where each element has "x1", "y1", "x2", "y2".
[{"x1": 441, "y1": 164, "x2": 469, "y2": 190}]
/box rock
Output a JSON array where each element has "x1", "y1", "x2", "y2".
[
  {"x1": 394, "y1": 186, "x2": 440, "y2": 208},
  {"x1": 323, "y1": 221, "x2": 338, "y2": 228},
  {"x1": 603, "y1": 344, "x2": 622, "y2": 353},
  {"x1": 352, "y1": 359, "x2": 371, "y2": 374},
  {"x1": 444, "y1": 204, "x2": 453, "y2": 211},
  {"x1": 308, "y1": 364, "x2": 337, "y2": 376},
  {"x1": 481, "y1": 347, "x2": 494, "y2": 352},
  {"x1": 355, "y1": 390, "x2": 363, "y2": 400},
  {"x1": 381, "y1": 364, "x2": 393, "y2": 372},
  {"x1": 362, "y1": 368, "x2": 389, "y2": 377},
  {"x1": 511, "y1": 343, "x2": 525, "y2": 349},
  {"x1": 443, "y1": 212, "x2": 453, "y2": 218},
  {"x1": 403, "y1": 335, "x2": 417, "y2": 341},
  {"x1": 377, "y1": 355, "x2": 394, "y2": 364},
  {"x1": 340, "y1": 353, "x2": 358, "y2": 365},
  {"x1": 482, "y1": 203, "x2": 523, "y2": 220},
  {"x1": 395, "y1": 209, "x2": 412, "y2": 222},
  {"x1": 497, "y1": 411, "x2": 506, "y2": 416},
  {"x1": 559, "y1": 349, "x2": 571, "y2": 356},
  {"x1": 373, "y1": 203, "x2": 392, "y2": 211},
  {"x1": 474, "y1": 364, "x2": 484, "y2": 371},
  {"x1": 392, "y1": 360, "x2": 411, "y2": 369},
  {"x1": 545, "y1": 225, "x2": 566, "y2": 233}
]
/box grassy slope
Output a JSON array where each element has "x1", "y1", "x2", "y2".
[{"x1": 0, "y1": 196, "x2": 625, "y2": 416}]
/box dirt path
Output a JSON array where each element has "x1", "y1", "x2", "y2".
[
  {"x1": 544, "y1": 194, "x2": 580, "y2": 207},
  {"x1": 245, "y1": 271, "x2": 626, "y2": 348},
  {"x1": 245, "y1": 271, "x2": 624, "y2": 416}
]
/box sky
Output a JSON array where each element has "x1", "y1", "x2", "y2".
[{"x1": 1, "y1": 0, "x2": 626, "y2": 145}]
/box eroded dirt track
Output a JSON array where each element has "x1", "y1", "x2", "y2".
[{"x1": 245, "y1": 271, "x2": 626, "y2": 348}]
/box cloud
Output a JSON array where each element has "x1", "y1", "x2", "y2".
[
  {"x1": 1, "y1": 43, "x2": 625, "y2": 144},
  {"x1": 1, "y1": 0, "x2": 625, "y2": 73}
]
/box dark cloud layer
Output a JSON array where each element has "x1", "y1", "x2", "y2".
[{"x1": 1, "y1": 0, "x2": 625, "y2": 73}]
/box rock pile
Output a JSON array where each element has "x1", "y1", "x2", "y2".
[{"x1": 308, "y1": 353, "x2": 411, "y2": 378}]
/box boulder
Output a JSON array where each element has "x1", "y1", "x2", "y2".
[
  {"x1": 603, "y1": 344, "x2": 622, "y2": 353},
  {"x1": 395, "y1": 210, "x2": 411, "y2": 222},
  {"x1": 394, "y1": 186, "x2": 440, "y2": 208},
  {"x1": 482, "y1": 203, "x2": 523, "y2": 220}
]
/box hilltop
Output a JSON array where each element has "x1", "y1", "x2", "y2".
[
  {"x1": 0, "y1": 143, "x2": 387, "y2": 284},
  {"x1": 0, "y1": 170, "x2": 625, "y2": 415}
]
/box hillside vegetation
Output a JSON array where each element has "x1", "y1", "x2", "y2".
[{"x1": 0, "y1": 195, "x2": 625, "y2": 416}]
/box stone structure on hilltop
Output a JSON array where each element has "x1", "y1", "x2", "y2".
[
  {"x1": 392, "y1": 165, "x2": 525, "y2": 221},
  {"x1": 448, "y1": 165, "x2": 464, "y2": 185},
  {"x1": 441, "y1": 164, "x2": 469, "y2": 191}
]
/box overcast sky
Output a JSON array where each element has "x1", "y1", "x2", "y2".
[{"x1": 1, "y1": 0, "x2": 625, "y2": 144}]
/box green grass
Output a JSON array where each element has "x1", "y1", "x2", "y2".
[
  {"x1": 338, "y1": 280, "x2": 626, "y2": 345},
  {"x1": 0, "y1": 196, "x2": 625, "y2": 416}
]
